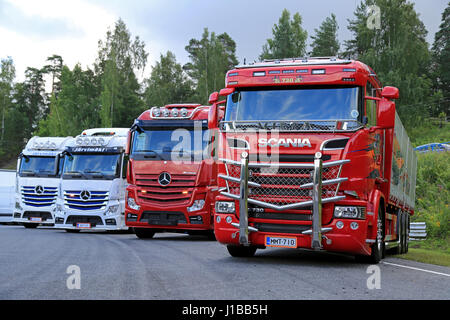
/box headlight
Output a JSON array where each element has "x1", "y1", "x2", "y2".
[
  {"x1": 127, "y1": 197, "x2": 140, "y2": 211},
  {"x1": 107, "y1": 204, "x2": 120, "y2": 214},
  {"x1": 215, "y1": 201, "x2": 235, "y2": 214},
  {"x1": 334, "y1": 206, "x2": 365, "y2": 219},
  {"x1": 187, "y1": 199, "x2": 205, "y2": 212}
]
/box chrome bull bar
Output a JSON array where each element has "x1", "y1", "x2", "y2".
[{"x1": 219, "y1": 153, "x2": 349, "y2": 250}]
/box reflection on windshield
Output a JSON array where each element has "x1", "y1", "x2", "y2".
[
  {"x1": 63, "y1": 154, "x2": 120, "y2": 179},
  {"x1": 19, "y1": 156, "x2": 57, "y2": 177},
  {"x1": 225, "y1": 86, "x2": 361, "y2": 121},
  {"x1": 131, "y1": 129, "x2": 210, "y2": 159}
]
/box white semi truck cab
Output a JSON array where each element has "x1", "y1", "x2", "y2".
[
  {"x1": 14, "y1": 136, "x2": 72, "y2": 228},
  {"x1": 54, "y1": 128, "x2": 129, "y2": 232}
]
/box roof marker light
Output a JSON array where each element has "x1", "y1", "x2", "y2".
[
  {"x1": 343, "y1": 68, "x2": 356, "y2": 72},
  {"x1": 253, "y1": 71, "x2": 266, "y2": 77},
  {"x1": 311, "y1": 69, "x2": 326, "y2": 75},
  {"x1": 171, "y1": 108, "x2": 179, "y2": 117},
  {"x1": 180, "y1": 108, "x2": 188, "y2": 117}
]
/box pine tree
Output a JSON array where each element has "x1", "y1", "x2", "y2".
[
  {"x1": 310, "y1": 14, "x2": 340, "y2": 57},
  {"x1": 184, "y1": 28, "x2": 238, "y2": 104},
  {"x1": 145, "y1": 51, "x2": 195, "y2": 107},
  {"x1": 260, "y1": 9, "x2": 308, "y2": 60}
]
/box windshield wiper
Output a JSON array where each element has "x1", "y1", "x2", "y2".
[
  {"x1": 84, "y1": 170, "x2": 106, "y2": 178},
  {"x1": 64, "y1": 171, "x2": 87, "y2": 179}
]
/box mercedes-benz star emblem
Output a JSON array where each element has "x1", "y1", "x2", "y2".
[
  {"x1": 35, "y1": 185, "x2": 44, "y2": 195},
  {"x1": 158, "y1": 172, "x2": 171, "y2": 186},
  {"x1": 80, "y1": 190, "x2": 91, "y2": 201}
]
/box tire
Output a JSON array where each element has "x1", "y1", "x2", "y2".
[
  {"x1": 356, "y1": 205, "x2": 384, "y2": 264},
  {"x1": 226, "y1": 244, "x2": 257, "y2": 257},
  {"x1": 23, "y1": 223, "x2": 38, "y2": 229},
  {"x1": 133, "y1": 227, "x2": 155, "y2": 239}
]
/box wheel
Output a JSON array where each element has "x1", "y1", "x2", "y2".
[
  {"x1": 356, "y1": 205, "x2": 384, "y2": 264},
  {"x1": 23, "y1": 223, "x2": 38, "y2": 229},
  {"x1": 66, "y1": 229, "x2": 80, "y2": 233},
  {"x1": 226, "y1": 244, "x2": 257, "y2": 257},
  {"x1": 133, "y1": 227, "x2": 155, "y2": 239}
]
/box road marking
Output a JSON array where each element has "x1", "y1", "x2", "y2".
[{"x1": 382, "y1": 261, "x2": 450, "y2": 277}]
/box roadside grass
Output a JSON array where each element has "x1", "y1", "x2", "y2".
[{"x1": 397, "y1": 239, "x2": 450, "y2": 267}]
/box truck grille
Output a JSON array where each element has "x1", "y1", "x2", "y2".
[
  {"x1": 21, "y1": 186, "x2": 57, "y2": 207},
  {"x1": 223, "y1": 162, "x2": 344, "y2": 206},
  {"x1": 64, "y1": 190, "x2": 109, "y2": 211},
  {"x1": 135, "y1": 173, "x2": 196, "y2": 205},
  {"x1": 66, "y1": 215, "x2": 103, "y2": 226}
]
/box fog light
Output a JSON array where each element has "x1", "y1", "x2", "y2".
[
  {"x1": 105, "y1": 218, "x2": 116, "y2": 225},
  {"x1": 336, "y1": 221, "x2": 344, "y2": 229},
  {"x1": 189, "y1": 215, "x2": 203, "y2": 224},
  {"x1": 350, "y1": 222, "x2": 359, "y2": 230},
  {"x1": 55, "y1": 217, "x2": 64, "y2": 224},
  {"x1": 127, "y1": 213, "x2": 138, "y2": 221},
  {"x1": 226, "y1": 216, "x2": 233, "y2": 224}
]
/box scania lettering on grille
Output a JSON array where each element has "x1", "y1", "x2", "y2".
[{"x1": 258, "y1": 138, "x2": 312, "y2": 148}]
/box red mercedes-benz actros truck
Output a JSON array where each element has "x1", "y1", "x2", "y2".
[
  {"x1": 210, "y1": 57, "x2": 417, "y2": 263},
  {"x1": 125, "y1": 104, "x2": 221, "y2": 239}
]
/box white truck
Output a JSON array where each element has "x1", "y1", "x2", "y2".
[
  {"x1": 54, "y1": 128, "x2": 129, "y2": 232},
  {"x1": 0, "y1": 169, "x2": 16, "y2": 223},
  {"x1": 14, "y1": 137, "x2": 72, "y2": 228}
]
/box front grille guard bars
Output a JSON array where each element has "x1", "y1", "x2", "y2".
[{"x1": 218, "y1": 153, "x2": 350, "y2": 250}]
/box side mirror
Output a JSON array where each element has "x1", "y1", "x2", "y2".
[
  {"x1": 125, "y1": 131, "x2": 132, "y2": 155},
  {"x1": 219, "y1": 87, "x2": 235, "y2": 97},
  {"x1": 208, "y1": 103, "x2": 218, "y2": 129},
  {"x1": 208, "y1": 92, "x2": 219, "y2": 105},
  {"x1": 376, "y1": 99, "x2": 396, "y2": 129},
  {"x1": 381, "y1": 86, "x2": 399, "y2": 100}
]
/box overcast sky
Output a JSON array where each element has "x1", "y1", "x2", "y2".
[{"x1": 0, "y1": 0, "x2": 447, "y2": 83}]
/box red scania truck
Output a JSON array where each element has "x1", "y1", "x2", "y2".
[
  {"x1": 210, "y1": 57, "x2": 417, "y2": 263},
  {"x1": 125, "y1": 104, "x2": 221, "y2": 239}
]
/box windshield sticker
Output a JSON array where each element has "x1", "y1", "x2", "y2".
[{"x1": 351, "y1": 110, "x2": 359, "y2": 118}]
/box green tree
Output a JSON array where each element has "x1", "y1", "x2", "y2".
[
  {"x1": 37, "y1": 64, "x2": 101, "y2": 137},
  {"x1": 41, "y1": 54, "x2": 63, "y2": 97},
  {"x1": 96, "y1": 18, "x2": 148, "y2": 128},
  {"x1": 184, "y1": 28, "x2": 238, "y2": 104},
  {"x1": 345, "y1": 0, "x2": 432, "y2": 125},
  {"x1": 310, "y1": 14, "x2": 340, "y2": 57},
  {"x1": 145, "y1": 51, "x2": 195, "y2": 107},
  {"x1": 260, "y1": 9, "x2": 308, "y2": 60},
  {"x1": 431, "y1": 2, "x2": 450, "y2": 117}
]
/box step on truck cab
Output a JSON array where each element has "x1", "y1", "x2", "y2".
[
  {"x1": 14, "y1": 136, "x2": 72, "y2": 228},
  {"x1": 211, "y1": 57, "x2": 417, "y2": 263},
  {"x1": 125, "y1": 104, "x2": 220, "y2": 239},
  {"x1": 54, "y1": 128, "x2": 129, "y2": 232}
]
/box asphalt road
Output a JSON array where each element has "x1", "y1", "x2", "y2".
[{"x1": 0, "y1": 224, "x2": 449, "y2": 300}]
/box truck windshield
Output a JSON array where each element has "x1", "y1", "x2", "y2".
[
  {"x1": 131, "y1": 128, "x2": 210, "y2": 161},
  {"x1": 62, "y1": 154, "x2": 121, "y2": 179},
  {"x1": 19, "y1": 156, "x2": 60, "y2": 177},
  {"x1": 225, "y1": 86, "x2": 362, "y2": 123}
]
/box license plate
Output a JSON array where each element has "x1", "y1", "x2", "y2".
[
  {"x1": 29, "y1": 217, "x2": 42, "y2": 222},
  {"x1": 76, "y1": 223, "x2": 91, "y2": 229},
  {"x1": 265, "y1": 236, "x2": 297, "y2": 248}
]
